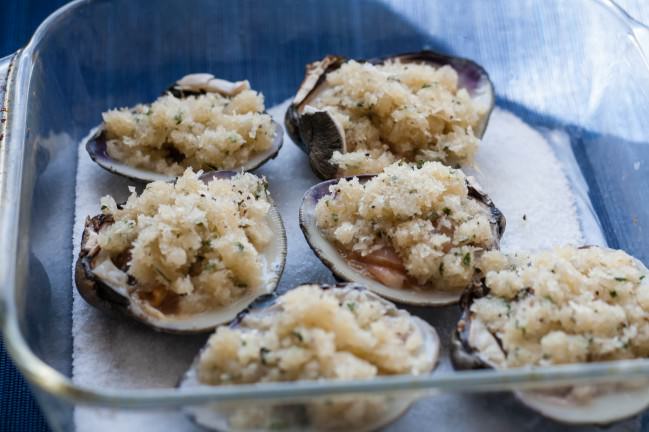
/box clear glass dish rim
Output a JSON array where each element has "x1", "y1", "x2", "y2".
[{"x1": 1, "y1": 0, "x2": 649, "y2": 409}]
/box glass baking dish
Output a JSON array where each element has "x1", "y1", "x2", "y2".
[{"x1": 2, "y1": 0, "x2": 649, "y2": 430}]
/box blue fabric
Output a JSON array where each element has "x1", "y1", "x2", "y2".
[
  {"x1": 0, "y1": 340, "x2": 49, "y2": 432},
  {"x1": 0, "y1": 0, "x2": 70, "y2": 56},
  {"x1": 1, "y1": 0, "x2": 68, "y2": 429}
]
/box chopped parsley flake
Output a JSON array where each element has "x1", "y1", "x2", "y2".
[
  {"x1": 259, "y1": 347, "x2": 270, "y2": 365},
  {"x1": 269, "y1": 421, "x2": 288, "y2": 430},
  {"x1": 154, "y1": 267, "x2": 171, "y2": 283}
]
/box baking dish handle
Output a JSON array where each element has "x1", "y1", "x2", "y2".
[
  {"x1": 0, "y1": 52, "x2": 14, "y2": 106},
  {"x1": 0, "y1": 52, "x2": 14, "y2": 144},
  {"x1": 0, "y1": 52, "x2": 15, "y2": 322}
]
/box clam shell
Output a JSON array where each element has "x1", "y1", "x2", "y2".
[
  {"x1": 515, "y1": 387, "x2": 649, "y2": 425},
  {"x1": 285, "y1": 51, "x2": 495, "y2": 179},
  {"x1": 74, "y1": 171, "x2": 287, "y2": 334},
  {"x1": 450, "y1": 246, "x2": 649, "y2": 424},
  {"x1": 299, "y1": 175, "x2": 505, "y2": 306},
  {"x1": 85, "y1": 74, "x2": 283, "y2": 183},
  {"x1": 178, "y1": 283, "x2": 440, "y2": 431}
]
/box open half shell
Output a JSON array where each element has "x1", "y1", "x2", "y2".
[
  {"x1": 179, "y1": 283, "x2": 440, "y2": 431},
  {"x1": 285, "y1": 51, "x2": 495, "y2": 179},
  {"x1": 299, "y1": 175, "x2": 505, "y2": 306},
  {"x1": 74, "y1": 171, "x2": 287, "y2": 333},
  {"x1": 86, "y1": 73, "x2": 283, "y2": 183},
  {"x1": 451, "y1": 249, "x2": 649, "y2": 425}
]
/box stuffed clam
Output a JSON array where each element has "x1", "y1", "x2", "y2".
[
  {"x1": 451, "y1": 245, "x2": 649, "y2": 424},
  {"x1": 180, "y1": 283, "x2": 440, "y2": 431},
  {"x1": 75, "y1": 169, "x2": 286, "y2": 333},
  {"x1": 299, "y1": 161, "x2": 505, "y2": 306},
  {"x1": 285, "y1": 51, "x2": 494, "y2": 179},
  {"x1": 85, "y1": 74, "x2": 283, "y2": 182}
]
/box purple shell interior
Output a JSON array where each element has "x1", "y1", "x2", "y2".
[
  {"x1": 303, "y1": 174, "x2": 375, "y2": 207},
  {"x1": 86, "y1": 120, "x2": 283, "y2": 182},
  {"x1": 304, "y1": 178, "x2": 339, "y2": 204},
  {"x1": 452, "y1": 60, "x2": 487, "y2": 94},
  {"x1": 366, "y1": 51, "x2": 491, "y2": 98},
  {"x1": 229, "y1": 282, "x2": 369, "y2": 328},
  {"x1": 199, "y1": 170, "x2": 238, "y2": 183},
  {"x1": 86, "y1": 130, "x2": 237, "y2": 185},
  {"x1": 397, "y1": 52, "x2": 488, "y2": 96},
  {"x1": 86, "y1": 129, "x2": 111, "y2": 161}
]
